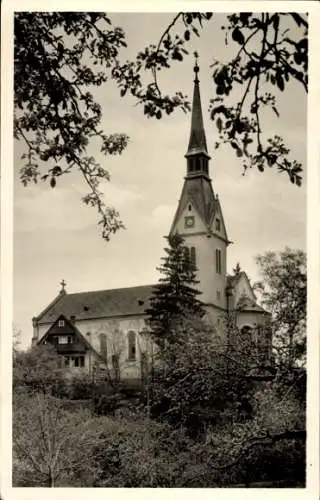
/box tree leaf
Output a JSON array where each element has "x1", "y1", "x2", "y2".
[
  {"x1": 232, "y1": 28, "x2": 245, "y2": 45},
  {"x1": 276, "y1": 73, "x2": 285, "y2": 91}
]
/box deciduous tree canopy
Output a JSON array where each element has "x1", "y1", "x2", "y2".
[{"x1": 14, "y1": 12, "x2": 307, "y2": 241}]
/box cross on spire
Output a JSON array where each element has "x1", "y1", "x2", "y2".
[
  {"x1": 60, "y1": 279, "x2": 66, "y2": 294},
  {"x1": 185, "y1": 51, "x2": 210, "y2": 162}
]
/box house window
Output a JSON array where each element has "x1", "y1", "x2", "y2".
[
  {"x1": 127, "y1": 331, "x2": 136, "y2": 361},
  {"x1": 215, "y1": 249, "x2": 222, "y2": 274},
  {"x1": 216, "y1": 291, "x2": 221, "y2": 301},
  {"x1": 58, "y1": 319, "x2": 65, "y2": 327},
  {"x1": 73, "y1": 356, "x2": 85, "y2": 368},
  {"x1": 215, "y1": 218, "x2": 221, "y2": 231},
  {"x1": 188, "y1": 204, "x2": 192, "y2": 211},
  {"x1": 64, "y1": 356, "x2": 70, "y2": 367},
  {"x1": 58, "y1": 336, "x2": 68, "y2": 344}
]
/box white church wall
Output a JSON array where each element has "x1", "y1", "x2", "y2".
[
  {"x1": 180, "y1": 232, "x2": 227, "y2": 309},
  {"x1": 39, "y1": 315, "x2": 149, "y2": 380}
]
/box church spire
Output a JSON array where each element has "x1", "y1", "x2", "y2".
[{"x1": 185, "y1": 53, "x2": 210, "y2": 177}]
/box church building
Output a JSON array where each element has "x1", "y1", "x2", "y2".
[{"x1": 32, "y1": 61, "x2": 271, "y2": 380}]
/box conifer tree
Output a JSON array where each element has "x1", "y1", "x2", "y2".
[{"x1": 146, "y1": 232, "x2": 205, "y2": 344}]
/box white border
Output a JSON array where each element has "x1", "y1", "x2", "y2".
[{"x1": 1, "y1": 2, "x2": 319, "y2": 499}]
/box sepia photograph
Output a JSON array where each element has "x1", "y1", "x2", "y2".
[{"x1": 7, "y1": 6, "x2": 311, "y2": 490}]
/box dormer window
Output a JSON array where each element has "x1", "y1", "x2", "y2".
[
  {"x1": 188, "y1": 204, "x2": 192, "y2": 211},
  {"x1": 215, "y1": 218, "x2": 221, "y2": 231},
  {"x1": 58, "y1": 319, "x2": 65, "y2": 327}
]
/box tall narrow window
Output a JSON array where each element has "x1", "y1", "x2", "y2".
[
  {"x1": 190, "y1": 246, "x2": 196, "y2": 269},
  {"x1": 215, "y1": 218, "x2": 221, "y2": 231},
  {"x1": 127, "y1": 331, "x2": 136, "y2": 361},
  {"x1": 112, "y1": 354, "x2": 120, "y2": 382},
  {"x1": 99, "y1": 333, "x2": 107, "y2": 360},
  {"x1": 215, "y1": 249, "x2": 222, "y2": 274}
]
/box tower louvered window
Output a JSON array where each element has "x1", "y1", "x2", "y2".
[{"x1": 215, "y1": 249, "x2": 222, "y2": 274}]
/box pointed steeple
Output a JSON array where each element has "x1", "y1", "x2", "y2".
[{"x1": 185, "y1": 53, "x2": 210, "y2": 178}]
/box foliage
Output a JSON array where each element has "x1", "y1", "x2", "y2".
[
  {"x1": 255, "y1": 247, "x2": 306, "y2": 370},
  {"x1": 209, "y1": 13, "x2": 307, "y2": 185},
  {"x1": 128, "y1": 12, "x2": 307, "y2": 185},
  {"x1": 15, "y1": 12, "x2": 307, "y2": 241},
  {"x1": 14, "y1": 12, "x2": 129, "y2": 240},
  {"x1": 13, "y1": 344, "x2": 66, "y2": 394},
  {"x1": 146, "y1": 232, "x2": 206, "y2": 344},
  {"x1": 13, "y1": 391, "x2": 95, "y2": 486},
  {"x1": 143, "y1": 316, "x2": 255, "y2": 435},
  {"x1": 13, "y1": 388, "x2": 305, "y2": 487}
]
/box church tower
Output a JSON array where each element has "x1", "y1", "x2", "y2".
[{"x1": 170, "y1": 57, "x2": 230, "y2": 318}]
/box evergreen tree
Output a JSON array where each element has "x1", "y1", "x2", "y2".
[{"x1": 146, "y1": 232, "x2": 205, "y2": 344}]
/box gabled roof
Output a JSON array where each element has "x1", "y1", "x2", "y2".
[
  {"x1": 170, "y1": 176, "x2": 216, "y2": 233},
  {"x1": 227, "y1": 271, "x2": 254, "y2": 294},
  {"x1": 39, "y1": 314, "x2": 91, "y2": 348},
  {"x1": 36, "y1": 285, "x2": 154, "y2": 324},
  {"x1": 213, "y1": 195, "x2": 229, "y2": 242},
  {"x1": 38, "y1": 314, "x2": 108, "y2": 364},
  {"x1": 227, "y1": 271, "x2": 268, "y2": 314}
]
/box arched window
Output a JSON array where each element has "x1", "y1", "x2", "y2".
[{"x1": 127, "y1": 331, "x2": 136, "y2": 361}]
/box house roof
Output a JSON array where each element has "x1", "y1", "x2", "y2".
[
  {"x1": 36, "y1": 285, "x2": 155, "y2": 324},
  {"x1": 38, "y1": 314, "x2": 108, "y2": 365}
]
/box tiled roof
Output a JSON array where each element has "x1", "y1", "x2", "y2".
[{"x1": 36, "y1": 285, "x2": 155, "y2": 324}]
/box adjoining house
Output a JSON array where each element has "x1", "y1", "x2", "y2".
[{"x1": 32, "y1": 61, "x2": 272, "y2": 379}]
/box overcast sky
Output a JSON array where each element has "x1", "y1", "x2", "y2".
[{"x1": 13, "y1": 13, "x2": 306, "y2": 349}]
